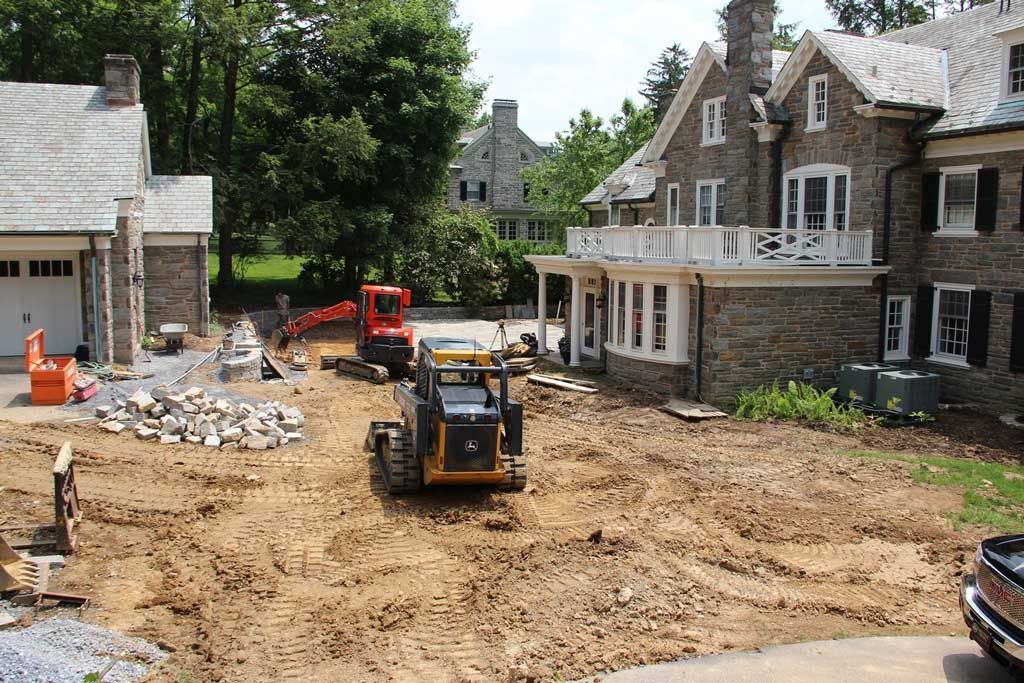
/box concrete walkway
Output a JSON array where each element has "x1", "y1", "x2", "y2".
[{"x1": 595, "y1": 637, "x2": 1018, "y2": 683}]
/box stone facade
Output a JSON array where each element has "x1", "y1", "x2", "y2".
[
  {"x1": 606, "y1": 349, "x2": 692, "y2": 396},
  {"x1": 144, "y1": 243, "x2": 211, "y2": 337},
  {"x1": 109, "y1": 157, "x2": 147, "y2": 364},
  {"x1": 588, "y1": 203, "x2": 656, "y2": 228}
]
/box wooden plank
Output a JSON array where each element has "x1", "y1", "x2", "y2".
[
  {"x1": 261, "y1": 343, "x2": 289, "y2": 379},
  {"x1": 527, "y1": 374, "x2": 598, "y2": 394},
  {"x1": 660, "y1": 398, "x2": 728, "y2": 421},
  {"x1": 530, "y1": 373, "x2": 597, "y2": 388}
]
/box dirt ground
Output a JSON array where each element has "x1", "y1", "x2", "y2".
[{"x1": 1, "y1": 339, "x2": 1021, "y2": 682}]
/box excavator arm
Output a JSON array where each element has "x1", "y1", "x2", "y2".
[{"x1": 285, "y1": 300, "x2": 358, "y2": 336}]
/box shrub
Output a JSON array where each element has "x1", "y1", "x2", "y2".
[
  {"x1": 734, "y1": 380, "x2": 870, "y2": 430},
  {"x1": 494, "y1": 240, "x2": 565, "y2": 305}
]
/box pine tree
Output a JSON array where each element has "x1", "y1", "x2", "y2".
[
  {"x1": 640, "y1": 43, "x2": 691, "y2": 123},
  {"x1": 824, "y1": 0, "x2": 930, "y2": 35}
]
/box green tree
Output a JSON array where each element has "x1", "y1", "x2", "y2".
[
  {"x1": 640, "y1": 43, "x2": 691, "y2": 123},
  {"x1": 715, "y1": 1, "x2": 801, "y2": 49},
  {"x1": 824, "y1": 0, "x2": 930, "y2": 34},
  {"x1": 470, "y1": 110, "x2": 491, "y2": 129},
  {"x1": 943, "y1": 0, "x2": 992, "y2": 13}
]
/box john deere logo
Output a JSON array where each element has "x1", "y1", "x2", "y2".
[{"x1": 464, "y1": 440, "x2": 479, "y2": 453}]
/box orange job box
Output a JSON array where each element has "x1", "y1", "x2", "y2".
[{"x1": 24, "y1": 329, "x2": 77, "y2": 405}]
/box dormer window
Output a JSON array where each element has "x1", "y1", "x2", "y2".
[
  {"x1": 1010, "y1": 43, "x2": 1024, "y2": 96},
  {"x1": 807, "y1": 75, "x2": 827, "y2": 131},
  {"x1": 702, "y1": 96, "x2": 726, "y2": 145},
  {"x1": 998, "y1": 27, "x2": 1024, "y2": 102}
]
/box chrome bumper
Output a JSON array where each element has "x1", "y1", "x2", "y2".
[{"x1": 961, "y1": 573, "x2": 1024, "y2": 664}]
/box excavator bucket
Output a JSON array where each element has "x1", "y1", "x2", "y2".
[
  {"x1": 0, "y1": 533, "x2": 39, "y2": 593},
  {"x1": 269, "y1": 327, "x2": 291, "y2": 354}
]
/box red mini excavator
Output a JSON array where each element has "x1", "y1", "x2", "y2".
[{"x1": 270, "y1": 285, "x2": 414, "y2": 382}]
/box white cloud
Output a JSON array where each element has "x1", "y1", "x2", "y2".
[{"x1": 456, "y1": 0, "x2": 837, "y2": 142}]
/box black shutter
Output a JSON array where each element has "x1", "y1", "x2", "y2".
[
  {"x1": 966, "y1": 289, "x2": 992, "y2": 367},
  {"x1": 480, "y1": 181, "x2": 487, "y2": 201},
  {"x1": 976, "y1": 168, "x2": 999, "y2": 231},
  {"x1": 914, "y1": 285, "x2": 935, "y2": 357},
  {"x1": 1011, "y1": 292, "x2": 1024, "y2": 371},
  {"x1": 459, "y1": 181, "x2": 467, "y2": 201},
  {"x1": 1019, "y1": 166, "x2": 1023, "y2": 230},
  {"x1": 921, "y1": 172, "x2": 940, "y2": 232}
]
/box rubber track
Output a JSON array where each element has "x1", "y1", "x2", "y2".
[{"x1": 375, "y1": 429, "x2": 421, "y2": 494}]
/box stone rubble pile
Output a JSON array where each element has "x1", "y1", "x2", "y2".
[{"x1": 94, "y1": 385, "x2": 305, "y2": 450}]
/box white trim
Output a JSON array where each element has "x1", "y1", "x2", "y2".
[
  {"x1": 643, "y1": 44, "x2": 725, "y2": 164},
  {"x1": 666, "y1": 183, "x2": 680, "y2": 226},
  {"x1": 883, "y1": 295, "x2": 911, "y2": 361},
  {"x1": 608, "y1": 203, "x2": 622, "y2": 227},
  {"x1": 144, "y1": 232, "x2": 210, "y2": 247},
  {"x1": 580, "y1": 281, "x2": 599, "y2": 357},
  {"x1": 702, "y1": 95, "x2": 727, "y2": 145},
  {"x1": 604, "y1": 343, "x2": 690, "y2": 366},
  {"x1": 935, "y1": 165, "x2": 981, "y2": 234},
  {"x1": 603, "y1": 279, "x2": 689, "y2": 363},
  {"x1": 999, "y1": 28, "x2": 1024, "y2": 104},
  {"x1": 781, "y1": 164, "x2": 851, "y2": 231},
  {"x1": 924, "y1": 130, "x2": 1024, "y2": 158},
  {"x1": 929, "y1": 282, "x2": 974, "y2": 367},
  {"x1": 695, "y1": 179, "x2": 725, "y2": 226},
  {"x1": 0, "y1": 236, "x2": 93, "y2": 250},
  {"x1": 750, "y1": 121, "x2": 784, "y2": 142},
  {"x1": 806, "y1": 74, "x2": 828, "y2": 131}
]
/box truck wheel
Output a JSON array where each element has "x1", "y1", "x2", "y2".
[
  {"x1": 499, "y1": 452, "x2": 527, "y2": 492},
  {"x1": 375, "y1": 429, "x2": 421, "y2": 494}
]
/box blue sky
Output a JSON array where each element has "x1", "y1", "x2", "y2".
[{"x1": 455, "y1": 0, "x2": 838, "y2": 143}]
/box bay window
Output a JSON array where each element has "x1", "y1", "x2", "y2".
[
  {"x1": 653, "y1": 285, "x2": 668, "y2": 352},
  {"x1": 605, "y1": 279, "x2": 688, "y2": 363},
  {"x1": 782, "y1": 164, "x2": 850, "y2": 231},
  {"x1": 616, "y1": 281, "x2": 626, "y2": 346},
  {"x1": 632, "y1": 284, "x2": 644, "y2": 349}
]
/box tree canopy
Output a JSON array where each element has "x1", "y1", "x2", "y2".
[
  {"x1": 640, "y1": 43, "x2": 691, "y2": 123},
  {"x1": 715, "y1": 1, "x2": 801, "y2": 51},
  {"x1": 824, "y1": 0, "x2": 931, "y2": 34}
]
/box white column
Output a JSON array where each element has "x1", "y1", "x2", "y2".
[
  {"x1": 570, "y1": 274, "x2": 582, "y2": 366},
  {"x1": 537, "y1": 272, "x2": 547, "y2": 353}
]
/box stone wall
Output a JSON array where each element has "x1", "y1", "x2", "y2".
[
  {"x1": 144, "y1": 242, "x2": 210, "y2": 337},
  {"x1": 81, "y1": 245, "x2": 114, "y2": 363},
  {"x1": 698, "y1": 284, "x2": 880, "y2": 406},
  {"x1": 605, "y1": 348, "x2": 691, "y2": 396},
  {"x1": 109, "y1": 158, "x2": 147, "y2": 364}
]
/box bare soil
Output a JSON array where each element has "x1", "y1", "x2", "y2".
[{"x1": 1, "y1": 340, "x2": 1020, "y2": 682}]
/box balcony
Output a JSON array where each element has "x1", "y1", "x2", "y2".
[{"x1": 566, "y1": 226, "x2": 874, "y2": 267}]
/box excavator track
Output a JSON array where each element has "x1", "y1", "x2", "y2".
[
  {"x1": 375, "y1": 429, "x2": 421, "y2": 494},
  {"x1": 335, "y1": 357, "x2": 389, "y2": 384},
  {"x1": 499, "y1": 452, "x2": 528, "y2": 492}
]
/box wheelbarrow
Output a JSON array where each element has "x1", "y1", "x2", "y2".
[{"x1": 160, "y1": 323, "x2": 188, "y2": 355}]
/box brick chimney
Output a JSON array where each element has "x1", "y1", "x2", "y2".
[
  {"x1": 724, "y1": 0, "x2": 774, "y2": 226},
  {"x1": 104, "y1": 54, "x2": 141, "y2": 107},
  {"x1": 491, "y1": 99, "x2": 519, "y2": 209}
]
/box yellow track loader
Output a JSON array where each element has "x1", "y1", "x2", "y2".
[{"x1": 368, "y1": 338, "x2": 527, "y2": 494}]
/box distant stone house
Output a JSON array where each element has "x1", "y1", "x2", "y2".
[
  {"x1": 447, "y1": 99, "x2": 555, "y2": 241},
  {"x1": 0, "y1": 54, "x2": 212, "y2": 365},
  {"x1": 528, "y1": 0, "x2": 1024, "y2": 413}
]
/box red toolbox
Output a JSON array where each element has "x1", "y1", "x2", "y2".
[{"x1": 24, "y1": 329, "x2": 77, "y2": 405}]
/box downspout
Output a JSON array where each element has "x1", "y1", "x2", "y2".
[
  {"x1": 88, "y1": 235, "x2": 103, "y2": 362},
  {"x1": 877, "y1": 153, "x2": 919, "y2": 360},
  {"x1": 197, "y1": 234, "x2": 206, "y2": 335},
  {"x1": 693, "y1": 273, "x2": 705, "y2": 400}
]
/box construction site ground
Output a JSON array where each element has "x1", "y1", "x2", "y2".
[{"x1": 1, "y1": 333, "x2": 1022, "y2": 682}]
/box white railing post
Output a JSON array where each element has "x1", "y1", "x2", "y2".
[
  {"x1": 738, "y1": 228, "x2": 753, "y2": 265},
  {"x1": 826, "y1": 230, "x2": 838, "y2": 266}
]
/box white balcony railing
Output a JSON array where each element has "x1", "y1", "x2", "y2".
[{"x1": 565, "y1": 225, "x2": 874, "y2": 267}]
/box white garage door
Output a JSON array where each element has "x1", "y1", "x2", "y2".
[{"x1": 0, "y1": 252, "x2": 83, "y2": 356}]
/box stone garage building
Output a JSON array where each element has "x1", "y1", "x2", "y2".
[{"x1": 0, "y1": 54, "x2": 212, "y2": 365}]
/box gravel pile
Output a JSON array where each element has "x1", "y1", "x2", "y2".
[
  {"x1": 93, "y1": 385, "x2": 306, "y2": 450},
  {"x1": 0, "y1": 618, "x2": 167, "y2": 682}
]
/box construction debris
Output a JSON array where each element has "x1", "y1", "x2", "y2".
[
  {"x1": 94, "y1": 386, "x2": 306, "y2": 450},
  {"x1": 660, "y1": 398, "x2": 728, "y2": 421},
  {"x1": 527, "y1": 374, "x2": 598, "y2": 394},
  {"x1": 0, "y1": 442, "x2": 82, "y2": 555},
  {"x1": 0, "y1": 534, "x2": 40, "y2": 592}
]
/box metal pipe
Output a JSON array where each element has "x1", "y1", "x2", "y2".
[
  {"x1": 877, "y1": 156, "x2": 917, "y2": 360},
  {"x1": 89, "y1": 236, "x2": 103, "y2": 362},
  {"x1": 693, "y1": 273, "x2": 705, "y2": 400},
  {"x1": 197, "y1": 234, "x2": 206, "y2": 335}
]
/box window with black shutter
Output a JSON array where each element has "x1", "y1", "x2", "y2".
[
  {"x1": 479, "y1": 181, "x2": 487, "y2": 202},
  {"x1": 966, "y1": 289, "x2": 992, "y2": 367},
  {"x1": 913, "y1": 285, "x2": 934, "y2": 357},
  {"x1": 975, "y1": 168, "x2": 999, "y2": 231},
  {"x1": 459, "y1": 181, "x2": 467, "y2": 201},
  {"x1": 1011, "y1": 292, "x2": 1024, "y2": 372},
  {"x1": 921, "y1": 172, "x2": 940, "y2": 232}
]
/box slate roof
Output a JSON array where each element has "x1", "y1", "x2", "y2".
[
  {"x1": 706, "y1": 42, "x2": 791, "y2": 81},
  {"x1": 457, "y1": 124, "x2": 490, "y2": 146},
  {"x1": 0, "y1": 82, "x2": 145, "y2": 234},
  {"x1": 580, "y1": 142, "x2": 655, "y2": 206},
  {"x1": 813, "y1": 30, "x2": 946, "y2": 110},
  {"x1": 144, "y1": 176, "x2": 213, "y2": 234},
  {"x1": 881, "y1": 3, "x2": 1024, "y2": 137}
]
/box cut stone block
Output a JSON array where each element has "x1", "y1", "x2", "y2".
[
  {"x1": 136, "y1": 427, "x2": 159, "y2": 440},
  {"x1": 185, "y1": 435, "x2": 203, "y2": 444},
  {"x1": 181, "y1": 402, "x2": 199, "y2": 415},
  {"x1": 160, "y1": 434, "x2": 181, "y2": 445},
  {"x1": 220, "y1": 427, "x2": 243, "y2": 442},
  {"x1": 150, "y1": 404, "x2": 166, "y2": 418},
  {"x1": 94, "y1": 405, "x2": 113, "y2": 418},
  {"x1": 184, "y1": 387, "x2": 205, "y2": 401},
  {"x1": 284, "y1": 432, "x2": 303, "y2": 441},
  {"x1": 102, "y1": 422, "x2": 126, "y2": 434},
  {"x1": 204, "y1": 435, "x2": 221, "y2": 448},
  {"x1": 245, "y1": 434, "x2": 269, "y2": 450}
]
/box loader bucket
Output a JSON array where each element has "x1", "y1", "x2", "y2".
[
  {"x1": 269, "y1": 327, "x2": 291, "y2": 354},
  {"x1": 0, "y1": 533, "x2": 39, "y2": 593}
]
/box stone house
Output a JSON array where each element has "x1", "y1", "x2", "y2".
[
  {"x1": 447, "y1": 99, "x2": 555, "y2": 242},
  {"x1": 0, "y1": 54, "x2": 212, "y2": 365},
  {"x1": 528, "y1": 0, "x2": 1024, "y2": 413}
]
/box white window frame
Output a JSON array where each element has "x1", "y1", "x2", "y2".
[
  {"x1": 695, "y1": 179, "x2": 725, "y2": 226},
  {"x1": 935, "y1": 164, "x2": 981, "y2": 236},
  {"x1": 781, "y1": 164, "x2": 851, "y2": 231},
  {"x1": 806, "y1": 74, "x2": 827, "y2": 132},
  {"x1": 999, "y1": 28, "x2": 1024, "y2": 103},
  {"x1": 608, "y1": 203, "x2": 621, "y2": 227},
  {"x1": 465, "y1": 181, "x2": 482, "y2": 201},
  {"x1": 701, "y1": 96, "x2": 726, "y2": 146},
  {"x1": 884, "y1": 295, "x2": 911, "y2": 361},
  {"x1": 666, "y1": 183, "x2": 680, "y2": 225},
  {"x1": 605, "y1": 279, "x2": 688, "y2": 363},
  {"x1": 929, "y1": 282, "x2": 974, "y2": 368}
]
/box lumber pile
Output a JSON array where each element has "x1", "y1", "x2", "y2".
[
  {"x1": 527, "y1": 373, "x2": 598, "y2": 394},
  {"x1": 93, "y1": 385, "x2": 306, "y2": 450}
]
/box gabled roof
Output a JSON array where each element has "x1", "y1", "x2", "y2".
[
  {"x1": 765, "y1": 30, "x2": 946, "y2": 112},
  {"x1": 881, "y1": 3, "x2": 1024, "y2": 137},
  {"x1": 642, "y1": 42, "x2": 791, "y2": 163},
  {"x1": 457, "y1": 124, "x2": 490, "y2": 146},
  {"x1": 581, "y1": 142, "x2": 655, "y2": 206},
  {"x1": 144, "y1": 176, "x2": 213, "y2": 234},
  {"x1": 0, "y1": 82, "x2": 147, "y2": 234}
]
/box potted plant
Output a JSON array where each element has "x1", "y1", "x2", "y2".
[{"x1": 557, "y1": 335, "x2": 571, "y2": 364}]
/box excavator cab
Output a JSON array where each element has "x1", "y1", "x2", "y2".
[
  {"x1": 368, "y1": 337, "x2": 527, "y2": 494},
  {"x1": 355, "y1": 285, "x2": 415, "y2": 367}
]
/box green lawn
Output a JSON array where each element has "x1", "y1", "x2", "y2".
[
  {"x1": 208, "y1": 253, "x2": 316, "y2": 311},
  {"x1": 845, "y1": 449, "x2": 1024, "y2": 532}
]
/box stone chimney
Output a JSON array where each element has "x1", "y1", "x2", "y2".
[
  {"x1": 724, "y1": 0, "x2": 774, "y2": 226},
  {"x1": 104, "y1": 54, "x2": 141, "y2": 107},
  {"x1": 491, "y1": 99, "x2": 519, "y2": 209}
]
